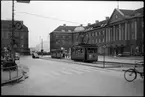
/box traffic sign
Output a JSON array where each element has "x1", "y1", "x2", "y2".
[
  {"x1": 15, "y1": 22, "x2": 22, "y2": 30},
  {"x1": 16, "y1": 0, "x2": 30, "y2": 3}
]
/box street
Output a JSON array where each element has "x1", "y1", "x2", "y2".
[{"x1": 1, "y1": 56, "x2": 144, "y2": 96}]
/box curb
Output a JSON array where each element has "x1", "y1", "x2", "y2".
[
  {"x1": 39, "y1": 57, "x2": 127, "y2": 72},
  {"x1": 1, "y1": 66, "x2": 29, "y2": 86},
  {"x1": 1, "y1": 75, "x2": 24, "y2": 86},
  {"x1": 40, "y1": 57, "x2": 138, "y2": 65}
]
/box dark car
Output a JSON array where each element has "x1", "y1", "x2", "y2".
[{"x1": 32, "y1": 52, "x2": 39, "y2": 58}]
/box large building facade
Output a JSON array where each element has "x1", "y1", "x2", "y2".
[
  {"x1": 50, "y1": 24, "x2": 76, "y2": 53},
  {"x1": 1, "y1": 20, "x2": 30, "y2": 55},
  {"x1": 50, "y1": 7, "x2": 144, "y2": 56},
  {"x1": 84, "y1": 7, "x2": 144, "y2": 56},
  {"x1": 50, "y1": 24, "x2": 85, "y2": 53}
]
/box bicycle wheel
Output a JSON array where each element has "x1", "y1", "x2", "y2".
[{"x1": 124, "y1": 69, "x2": 137, "y2": 82}]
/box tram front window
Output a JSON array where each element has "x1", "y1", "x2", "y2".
[{"x1": 88, "y1": 48, "x2": 97, "y2": 53}]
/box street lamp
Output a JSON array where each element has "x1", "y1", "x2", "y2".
[
  {"x1": 39, "y1": 36, "x2": 43, "y2": 56},
  {"x1": 103, "y1": 45, "x2": 106, "y2": 68}
]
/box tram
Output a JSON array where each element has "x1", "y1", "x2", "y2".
[
  {"x1": 71, "y1": 43, "x2": 98, "y2": 62},
  {"x1": 51, "y1": 49, "x2": 65, "y2": 59}
]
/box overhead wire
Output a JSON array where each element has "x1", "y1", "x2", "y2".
[{"x1": 15, "y1": 11, "x2": 86, "y2": 25}]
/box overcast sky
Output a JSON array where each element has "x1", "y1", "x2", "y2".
[{"x1": 1, "y1": 1, "x2": 144, "y2": 49}]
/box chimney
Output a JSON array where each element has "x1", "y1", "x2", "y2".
[
  {"x1": 63, "y1": 24, "x2": 66, "y2": 26},
  {"x1": 106, "y1": 17, "x2": 109, "y2": 20},
  {"x1": 95, "y1": 20, "x2": 99, "y2": 24}
]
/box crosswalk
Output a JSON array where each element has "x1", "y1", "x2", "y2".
[{"x1": 45, "y1": 67, "x2": 109, "y2": 77}]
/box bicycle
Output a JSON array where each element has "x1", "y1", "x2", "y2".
[{"x1": 123, "y1": 61, "x2": 144, "y2": 82}]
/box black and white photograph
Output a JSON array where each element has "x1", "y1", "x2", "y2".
[{"x1": 1, "y1": 0, "x2": 144, "y2": 96}]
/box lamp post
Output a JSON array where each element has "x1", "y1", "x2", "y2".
[
  {"x1": 103, "y1": 45, "x2": 106, "y2": 68},
  {"x1": 41, "y1": 38, "x2": 43, "y2": 56}
]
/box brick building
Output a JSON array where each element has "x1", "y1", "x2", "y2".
[
  {"x1": 50, "y1": 24, "x2": 77, "y2": 53},
  {"x1": 1, "y1": 20, "x2": 30, "y2": 55}
]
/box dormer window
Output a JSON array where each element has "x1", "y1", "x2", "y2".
[
  {"x1": 68, "y1": 30, "x2": 71, "y2": 32},
  {"x1": 62, "y1": 30, "x2": 65, "y2": 32},
  {"x1": 115, "y1": 15, "x2": 118, "y2": 19}
]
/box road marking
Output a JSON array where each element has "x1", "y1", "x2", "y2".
[
  {"x1": 60, "y1": 70, "x2": 73, "y2": 75},
  {"x1": 74, "y1": 67, "x2": 95, "y2": 72},
  {"x1": 49, "y1": 71, "x2": 61, "y2": 76},
  {"x1": 67, "y1": 68, "x2": 84, "y2": 74}
]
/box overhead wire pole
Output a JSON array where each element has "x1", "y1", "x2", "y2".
[
  {"x1": 11, "y1": 0, "x2": 30, "y2": 61},
  {"x1": 11, "y1": 0, "x2": 15, "y2": 62}
]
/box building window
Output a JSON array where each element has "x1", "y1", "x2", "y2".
[
  {"x1": 102, "y1": 38, "x2": 104, "y2": 42},
  {"x1": 56, "y1": 35, "x2": 58, "y2": 38},
  {"x1": 96, "y1": 39, "x2": 97, "y2": 43},
  {"x1": 21, "y1": 36, "x2": 24, "y2": 39},
  {"x1": 68, "y1": 30, "x2": 71, "y2": 32},
  {"x1": 95, "y1": 32, "x2": 97, "y2": 36},
  {"x1": 125, "y1": 23, "x2": 127, "y2": 40},
  {"x1": 102, "y1": 30, "x2": 104, "y2": 35},
  {"x1": 86, "y1": 34, "x2": 88, "y2": 37},
  {"x1": 70, "y1": 36, "x2": 72, "y2": 38},
  {"x1": 92, "y1": 33, "x2": 94, "y2": 36},
  {"x1": 115, "y1": 15, "x2": 118, "y2": 19},
  {"x1": 62, "y1": 30, "x2": 65, "y2": 32}
]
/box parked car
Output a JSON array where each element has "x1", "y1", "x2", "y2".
[
  {"x1": 32, "y1": 52, "x2": 39, "y2": 58},
  {"x1": 117, "y1": 52, "x2": 131, "y2": 57},
  {"x1": 137, "y1": 61, "x2": 144, "y2": 66},
  {"x1": 15, "y1": 53, "x2": 20, "y2": 60}
]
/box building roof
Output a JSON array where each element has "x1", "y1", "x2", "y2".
[
  {"x1": 134, "y1": 7, "x2": 144, "y2": 15},
  {"x1": 119, "y1": 9, "x2": 135, "y2": 16},
  {"x1": 1, "y1": 20, "x2": 28, "y2": 32},
  {"x1": 74, "y1": 26, "x2": 85, "y2": 32},
  {"x1": 85, "y1": 19, "x2": 109, "y2": 30},
  {"x1": 53, "y1": 25, "x2": 77, "y2": 32},
  {"x1": 119, "y1": 7, "x2": 144, "y2": 16}
]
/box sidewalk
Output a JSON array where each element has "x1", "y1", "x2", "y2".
[
  {"x1": 40, "y1": 56, "x2": 144, "y2": 72},
  {"x1": 98, "y1": 55, "x2": 143, "y2": 64}
]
